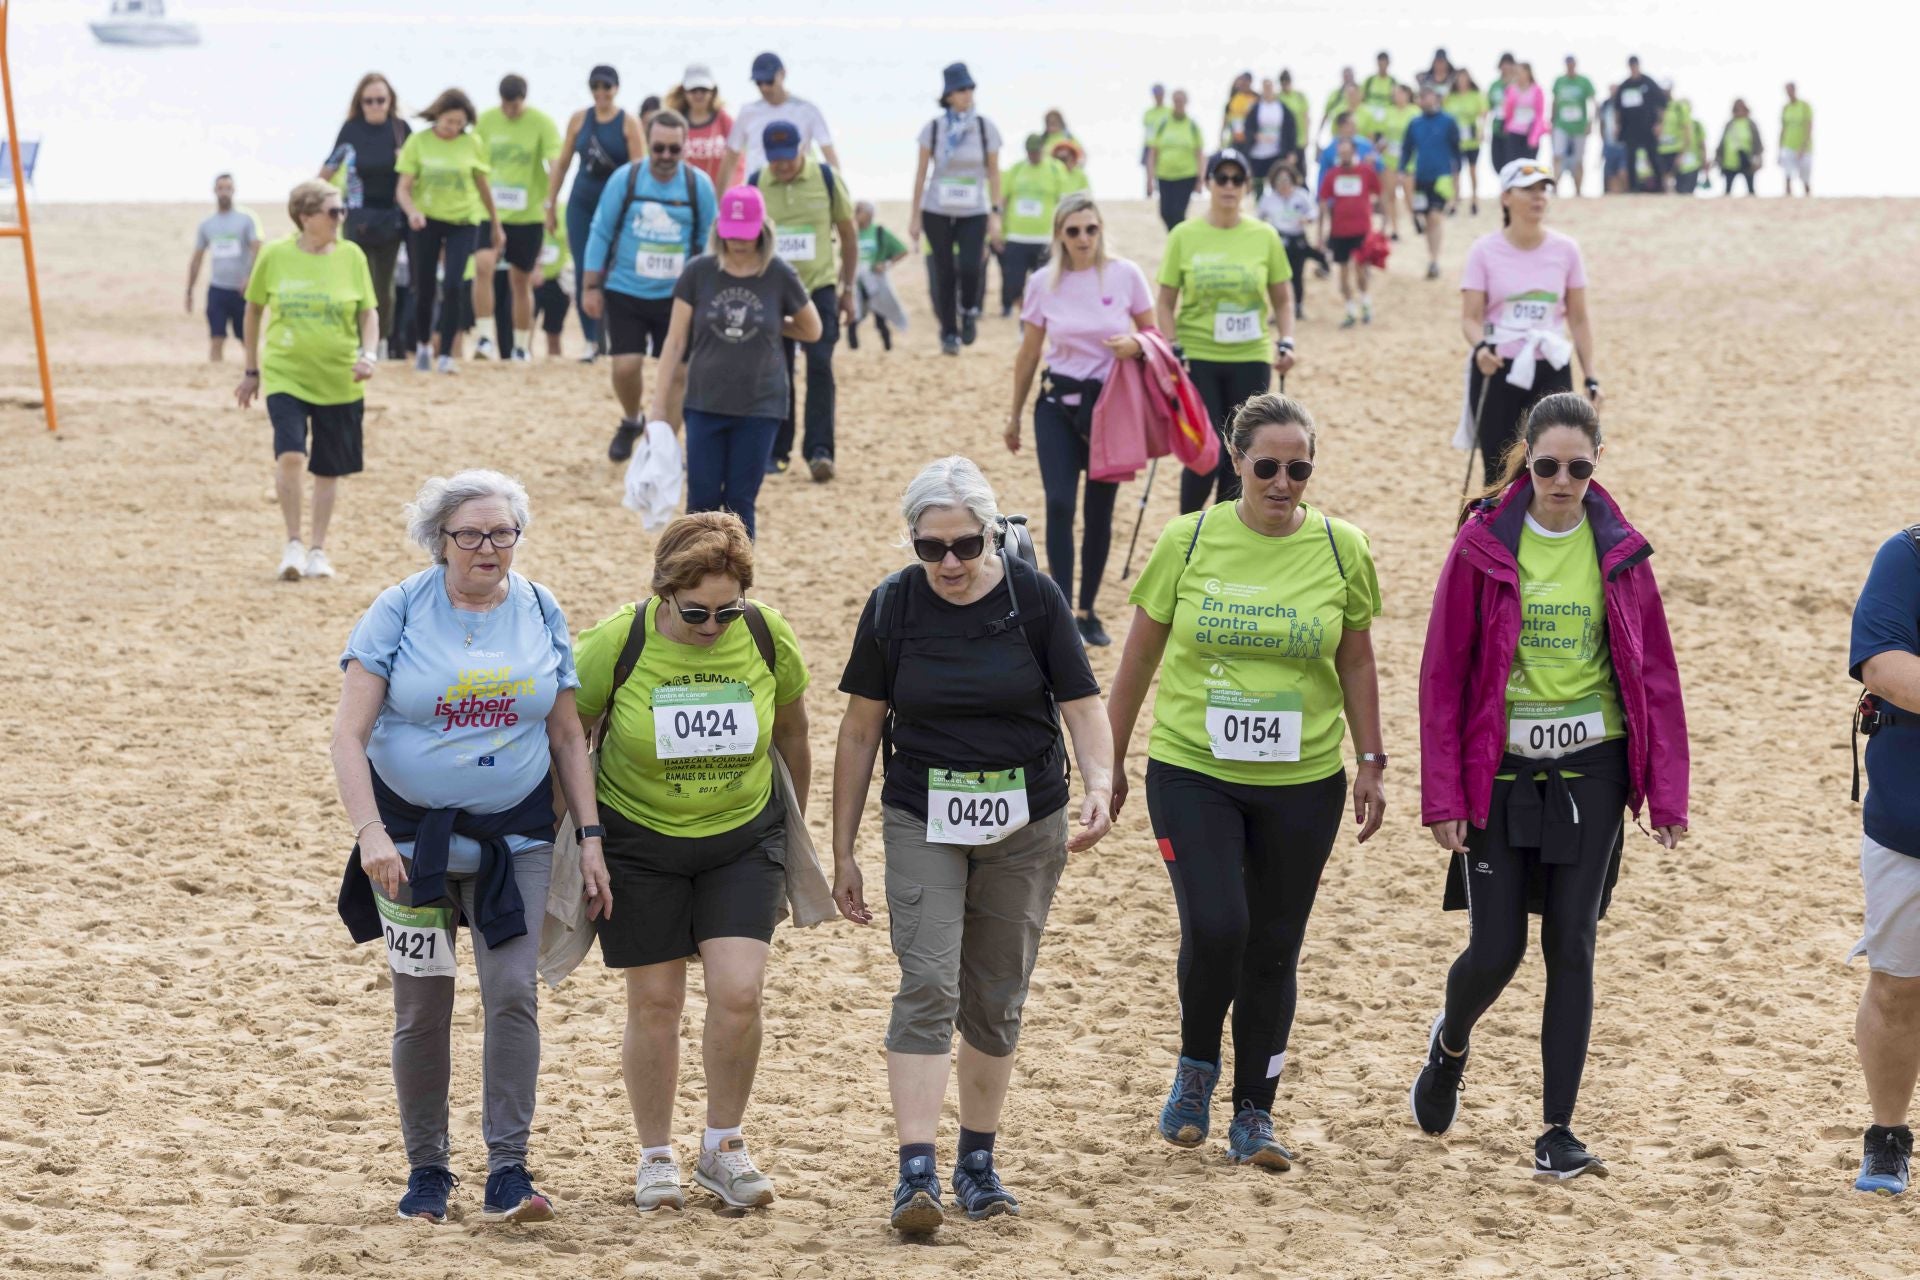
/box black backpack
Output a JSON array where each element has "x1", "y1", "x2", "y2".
[
  {"x1": 608, "y1": 162, "x2": 705, "y2": 269},
  {"x1": 1851, "y1": 525, "x2": 1920, "y2": 802}
]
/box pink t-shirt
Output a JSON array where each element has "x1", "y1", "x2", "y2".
[
  {"x1": 1020, "y1": 258, "x2": 1154, "y2": 383},
  {"x1": 1502, "y1": 83, "x2": 1548, "y2": 146},
  {"x1": 1460, "y1": 229, "x2": 1587, "y2": 358}
]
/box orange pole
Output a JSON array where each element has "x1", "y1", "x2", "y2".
[{"x1": 0, "y1": 0, "x2": 57, "y2": 431}]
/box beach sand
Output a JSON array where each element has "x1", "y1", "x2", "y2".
[{"x1": 2, "y1": 195, "x2": 1917, "y2": 1279}]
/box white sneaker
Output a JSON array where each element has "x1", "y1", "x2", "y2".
[
  {"x1": 413, "y1": 346, "x2": 431, "y2": 373},
  {"x1": 693, "y1": 1137, "x2": 774, "y2": 1208},
  {"x1": 303, "y1": 546, "x2": 335, "y2": 579},
  {"x1": 276, "y1": 539, "x2": 305, "y2": 581},
  {"x1": 474, "y1": 336, "x2": 496, "y2": 360},
  {"x1": 634, "y1": 1156, "x2": 686, "y2": 1211},
  {"x1": 436, "y1": 355, "x2": 458, "y2": 375},
  {"x1": 510, "y1": 347, "x2": 531, "y2": 363}
]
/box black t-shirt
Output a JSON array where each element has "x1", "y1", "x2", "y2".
[
  {"x1": 840, "y1": 559, "x2": 1100, "y2": 822},
  {"x1": 328, "y1": 117, "x2": 413, "y2": 209},
  {"x1": 1613, "y1": 75, "x2": 1665, "y2": 138}
]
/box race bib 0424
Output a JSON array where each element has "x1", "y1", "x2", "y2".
[{"x1": 652, "y1": 684, "x2": 760, "y2": 759}]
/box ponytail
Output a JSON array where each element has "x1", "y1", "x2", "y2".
[{"x1": 1457, "y1": 391, "x2": 1601, "y2": 527}]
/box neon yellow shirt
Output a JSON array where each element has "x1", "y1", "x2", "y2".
[
  {"x1": 1781, "y1": 99, "x2": 1813, "y2": 152},
  {"x1": 1503, "y1": 515, "x2": 1623, "y2": 767},
  {"x1": 1155, "y1": 215, "x2": 1292, "y2": 363},
  {"x1": 1446, "y1": 90, "x2": 1489, "y2": 145},
  {"x1": 396, "y1": 129, "x2": 491, "y2": 224},
  {"x1": 244, "y1": 236, "x2": 375, "y2": 405},
  {"x1": 1152, "y1": 115, "x2": 1205, "y2": 180},
  {"x1": 475, "y1": 106, "x2": 562, "y2": 225}
]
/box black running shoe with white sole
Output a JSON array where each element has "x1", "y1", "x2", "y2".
[
  {"x1": 607, "y1": 419, "x2": 643, "y2": 462},
  {"x1": 1533, "y1": 1125, "x2": 1608, "y2": 1181},
  {"x1": 1409, "y1": 1012, "x2": 1468, "y2": 1135}
]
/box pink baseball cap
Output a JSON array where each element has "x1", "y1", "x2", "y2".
[{"x1": 716, "y1": 185, "x2": 766, "y2": 240}]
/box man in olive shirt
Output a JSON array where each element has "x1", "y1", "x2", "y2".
[{"x1": 750, "y1": 120, "x2": 857, "y2": 481}]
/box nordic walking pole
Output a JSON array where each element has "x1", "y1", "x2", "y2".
[
  {"x1": 1121, "y1": 457, "x2": 1159, "y2": 580},
  {"x1": 1460, "y1": 357, "x2": 1494, "y2": 496}
]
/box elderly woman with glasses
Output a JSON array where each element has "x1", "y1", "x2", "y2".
[
  {"x1": 332, "y1": 468, "x2": 608, "y2": 1227},
  {"x1": 572, "y1": 511, "x2": 814, "y2": 1213},
  {"x1": 236, "y1": 179, "x2": 380, "y2": 582},
  {"x1": 831, "y1": 456, "x2": 1114, "y2": 1236}
]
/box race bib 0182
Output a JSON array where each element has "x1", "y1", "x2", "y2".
[
  {"x1": 376, "y1": 896, "x2": 456, "y2": 979},
  {"x1": 1205, "y1": 689, "x2": 1304, "y2": 763},
  {"x1": 493, "y1": 185, "x2": 529, "y2": 212},
  {"x1": 652, "y1": 684, "x2": 760, "y2": 759},
  {"x1": 925, "y1": 768, "x2": 1031, "y2": 846},
  {"x1": 1507, "y1": 695, "x2": 1605, "y2": 760}
]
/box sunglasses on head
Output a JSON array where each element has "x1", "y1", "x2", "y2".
[
  {"x1": 1062, "y1": 224, "x2": 1100, "y2": 239},
  {"x1": 651, "y1": 143, "x2": 683, "y2": 156},
  {"x1": 912, "y1": 533, "x2": 988, "y2": 563},
  {"x1": 1241, "y1": 455, "x2": 1314, "y2": 482},
  {"x1": 1531, "y1": 456, "x2": 1595, "y2": 480},
  {"x1": 1212, "y1": 170, "x2": 1248, "y2": 187},
  {"x1": 672, "y1": 597, "x2": 746, "y2": 626}
]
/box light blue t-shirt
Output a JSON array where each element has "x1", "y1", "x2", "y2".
[
  {"x1": 584, "y1": 160, "x2": 717, "y2": 301},
  {"x1": 1318, "y1": 135, "x2": 1380, "y2": 180},
  {"x1": 341, "y1": 568, "x2": 579, "y2": 874}
]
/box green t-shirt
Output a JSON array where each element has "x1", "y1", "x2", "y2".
[
  {"x1": 1156, "y1": 215, "x2": 1292, "y2": 363},
  {"x1": 1362, "y1": 73, "x2": 1397, "y2": 106},
  {"x1": 1129, "y1": 503, "x2": 1382, "y2": 786},
  {"x1": 858, "y1": 222, "x2": 908, "y2": 268},
  {"x1": 1488, "y1": 78, "x2": 1509, "y2": 117},
  {"x1": 1356, "y1": 100, "x2": 1392, "y2": 143},
  {"x1": 1720, "y1": 117, "x2": 1758, "y2": 168},
  {"x1": 1142, "y1": 104, "x2": 1171, "y2": 147},
  {"x1": 475, "y1": 106, "x2": 562, "y2": 225},
  {"x1": 1551, "y1": 76, "x2": 1596, "y2": 132},
  {"x1": 541, "y1": 209, "x2": 568, "y2": 282},
  {"x1": 1279, "y1": 90, "x2": 1310, "y2": 142},
  {"x1": 754, "y1": 155, "x2": 855, "y2": 293},
  {"x1": 1503, "y1": 516, "x2": 1623, "y2": 768},
  {"x1": 1445, "y1": 90, "x2": 1489, "y2": 145},
  {"x1": 1781, "y1": 99, "x2": 1812, "y2": 152},
  {"x1": 1380, "y1": 102, "x2": 1418, "y2": 156},
  {"x1": 1152, "y1": 115, "x2": 1205, "y2": 180},
  {"x1": 1063, "y1": 167, "x2": 1091, "y2": 195},
  {"x1": 243, "y1": 236, "x2": 375, "y2": 405},
  {"x1": 1658, "y1": 98, "x2": 1693, "y2": 154},
  {"x1": 574, "y1": 599, "x2": 811, "y2": 837},
  {"x1": 1004, "y1": 158, "x2": 1070, "y2": 242},
  {"x1": 396, "y1": 129, "x2": 491, "y2": 225}
]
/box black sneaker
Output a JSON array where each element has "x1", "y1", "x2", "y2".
[
  {"x1": 941, "y1": 334, "x2": 962, "y2": 356},
  {"x1": 1075, "y1": 612, "x2": 1111, "y2": 647},
  {"x1": 481, "y1": 1163, "x2": 555, "y2": 1221},
  {"x1": 1855, "y1": 1124, "x2": 1913, "y2": 1195},
  {"x1": 960, "y1": 310, "x2": 979, "y2": 345},
  {"x1": 1409, "y1": 1013, "x2": 1468, "y2": 1135},
  {"x1": 1533, "y1": 1125, "x2": 1608, "y2": 1181},
  {"x1": 808, "y1": 454, "x2": 835, "y2": 482},
  {"x1": 891, "y1": 1154, "x2": 944, "y2": 1235},
  {"x1": 396, "y1": 1166, "x2": 458, "y2": 1223},
  {"x1": 766, "y1": 455, "x2": 790, "y2": 476},
  {"x1": 607, "y1": 419, "x2": 643, "y2": 462},
  {"x1": 950, "y1": 1149, "x2": 1020, "y2": 1220}
]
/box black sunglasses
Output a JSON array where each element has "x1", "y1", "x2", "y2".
[
  {"x1": 1242, "y1": 455, "x2": 1314, "y2": 482},
  {"x1": 1062, "y1": 224, "x2": 1100, "y2": 239},
  {"x1": 1531, "y1": 456, "x2": 1595, "y2": 480},
  {"x1": 361, "y1": 95, "x2": 390, "y2": 106},
  {"x1": 672, "y1": 597, "x2": 746, "y2": 626},
  {"x1": 589, "y1": 80, "x2": 615, "y2": 91},
  {"x1": 1212, "y1": 170, "x2": 1248, "y2": 187},
  {"x1": 912, "y1": 533, "x2": 988, "y2": 563},
  {"x1": 651, "y1": 143, "x2": 683, "y2": 156},
  {"x1": 322, "y1": 207, "x2": 348, "y2": 220}
]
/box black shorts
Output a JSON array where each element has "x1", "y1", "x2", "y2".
[
  {"x1": 1460, "y1": 146, "x2": 1480, "y2": 164},
  {"x1": 267, "y1": 392, "x2": 364, "y2": 476},
  {"x1": 499, "y1": 221, "x2": 544, "y2": 273},
  {"x1": 595, "y1": 796, "x2": 787, "y2": 967},
  {"x1": 605, "y1": 289, "x2": 674, "y2": 358},
  {"x1": 534, "y1": 277, "x2": 568, "y2": 335},
  {"x1": 1414, "y1": 178, "x2": 1447, "y2": 211},
  {"x1": 207, "y1": 285, "x2": 245, "y2": 339},
  {"x1": 1329, "y1": 234, "x2": 1366, "y2": 264}
]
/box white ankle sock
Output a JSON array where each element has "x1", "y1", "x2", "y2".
[
  {"x1": 641, "y1": 1144, "x2": 673, "y2": 1162},
  {"x1": 703, "y1": 1125, "x2": 742, "y2": 1152}
]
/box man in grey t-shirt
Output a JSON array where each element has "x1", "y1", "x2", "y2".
[{"x1": 188, "y1": 173, "x2": 260, "y2": 362}]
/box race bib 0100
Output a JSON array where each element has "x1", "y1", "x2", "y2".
[
  {"x1": 925, "y1": 768, "x2": 1031, "y2": 846},
  {"x1": 652, "y1": 684, "x2": 760, "y2": 759},
  {"x1": 376, "y1": 896, "x2": 456, "y2": 979},
  {"x1": 775, "y1": 229, "x2": 816, "y2": 262},
  {"x1": 1205, "y1": 689, "x2": 1304, "y2": 763},
  {"x1": 1507, "y1": 695, "x2": 1605, "y2": 760},
  {"x1": 1213, "y1": 306, "x2": 1262, "y2": 344}
]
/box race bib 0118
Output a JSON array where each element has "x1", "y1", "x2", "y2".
[
  {"x1": 636, "y1": 247, "x2": 686, "y2": 280},
  {"x1": 1205, "y1": 689, "x2": 1304, "y2": 763},
  {"x1": 493, "y1": 185, "x2": 529, "y2": 212},
  {"x1": 1213, "y1": 306, "x2": 1262, "y2": 344},
  {"x1": 775, "y1": 229, "x2": 816, "y2": 262},
  {"x1": 925, "y1": 768, "x2": 1031, "y2": 846},
  {"x1": 376, "y1": 896, "x2": 457, "y2": 979},
  {"x1": 1507, "y1": 695, "x2": 1605, "y2": 760},
  {"x1": 652, "y1": 683, "x2": 760, "y2": 759}
]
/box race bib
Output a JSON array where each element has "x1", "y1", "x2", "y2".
[
  {"x1": 1510, "y1": 106, "x2": 1535, "y2": 129},
  {"x1": 775, "y1": 229, "x2": 816, "y2": 262},
  {"x1": 1205, "y1": 690, "x2": 1303, "y2": 763},
  {"x1": 1507, "y1": 696, "x2": 1604, "y2": 760},
  {"x1": 1501, "y1": 293, "x2": 1556, "y2": 329},
  {"x1": 1332, "y1": 174, "x2": 1363, "y2": 198},
  {"x1": 636, "y1": 247, "x2": 686, "y2": 280},
  {"x1": 1256, "y1": 126, "x2": 1281, "y2": 151},
  {"x1": 210, "y1": 238, "x2": 242, "y2": 260},
  {"x1": 1014, "y1": 197, "x2": 1044, "y2": 219},
  {"x1": 377, "y1": 896, "x2": 456, "y2": 979},
  {"x1": 652, "y1": 683, "x2": 760, "y2": 759},
  {"x1": 1559, "y1": 104, "x2": 1584, "y2": 124},
  {"x1": 936, "y1": 177, "x2": 983, "y2": 210},
  {"x1": 1412, "y1": 192, "x2": 1430, "y2": 212},
  {"x1": 538, "y1": 243, "x2": 561, "y2": 267},
  {"x1": 926, "y1": 768, "x2": 1031, "y2": 846},
  {"x1": 494, "y1": 185, "x2": 529, "y2": 212},
  {"x1": 1213, "y1": 306, "x2": 1262, "y2": 344},
  {"x1": 1620, "y1": 89, "x2": 1644, "y2": 110}
]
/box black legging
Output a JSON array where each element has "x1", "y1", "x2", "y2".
[
  {"x1": 1442, "y1": 773, "x2": 1626, "y2": 1126},
  {"x1": 409, "y1": 218, "x2": 478, "y2": 354},
  {"x1": 1181, "y1": 358, "x2": 1272, "y2": 513},
  {"x1": 922, "y1": 211, "x2": 987, "y2": 341},
  {"x1": 1724, "y1": 160, "x2": 1755, "y2": 195},
  {"x1": 1470, "y1": 356, "x2": 1574, "y2": 487},
  {"x1": 1157, "y1": 176, "x2": 1197, "y2": 230},
  {"x1": 1033, "y1": 392, "x2": 1118, "y2": 613},
  {"x1": 1281, "y1": 234, "x2": 1325, "y2": 316},
  {"x1": 1000, "y1": 241, "x2": 1049, "y2": 313},
  {"x1": 1147, "y1": 761, "x2": 1347, "y2": 1113}
]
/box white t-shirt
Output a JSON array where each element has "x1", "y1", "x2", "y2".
[
  {"x1": 727, "y1": 96, "x2": 835, "y2": 175},
  {"x1": 1257, "y1": 187, "x2": 1316, "y2": 238},
  {"x1": 918, "y1": 113, "x2": 1003, "y2": 217}
]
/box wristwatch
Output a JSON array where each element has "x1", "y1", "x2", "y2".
[
  {"x1": 575, "y1": 824, "x2": 606, "y2": 843},
  {"x1": 1357, "y1": 752, "x2": 1390, "y2": 768}
]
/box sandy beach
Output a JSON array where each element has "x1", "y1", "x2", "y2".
[{"x1": 2, "y1": 194, "x2": 1918, "y2": 1279}]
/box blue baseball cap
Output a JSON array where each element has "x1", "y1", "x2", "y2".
[
  {"x1": 762, "y1": 119, "x2": 801, "y2": 161},
  {"x1": 751, "y1": 52, "x2": 784, "y2": 84}
]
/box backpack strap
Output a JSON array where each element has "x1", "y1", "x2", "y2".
[
  {"x1": 685, "y1": 164, "x2": 701, "y2": 256},
  {"x1": 1322, "y1": 514, "x2": 1348, "y2": 580},
  {"x1": 979, "y1": 117, "x2": 990, "y2": 165},
  {"x1": 1184, "y1": 506, "x2": 1210, "y2": 562},
  {"x1": 588, "y1": 600, "x2": 651, "y2": 751},
  {"x1": 741, "y1": 601, "x2": 778, "y2": 675}
]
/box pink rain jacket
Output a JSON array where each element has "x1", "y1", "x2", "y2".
[{"x1": 1089, "y1": 327, "x2": 1218, "y2": 483}]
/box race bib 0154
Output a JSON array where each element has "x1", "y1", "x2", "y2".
[{"x1": 1205, "y1": 689, "x2": 1304, "y2": 763}]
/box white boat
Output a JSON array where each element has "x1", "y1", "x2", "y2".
[{"x1": 90, "y1": 0, "x2": 199, "y2": 47}]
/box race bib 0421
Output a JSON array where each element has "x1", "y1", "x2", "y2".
[
  {"x1": 376, "y1": 896, "x2": 456, "y2": 979},
  {"x1": 925, "y1": 768, "x2": 1031, "y2": 846},
  {"x1": 1205, "y1": 689, "x2": 1304, "y2": 763},
  {"x1": 652, "y1": 684, "x2": 760, "y2": 759}
]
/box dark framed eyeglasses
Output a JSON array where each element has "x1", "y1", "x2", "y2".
[
  {"x1": 1211, "y1": 170, "x2": 1249, "y2": 187},
  {"x1": 1530, "y1": 456, "x2": 1595, "y2": 480},
  {"x1": 444, "y1": 526, "x2": 523, "y2": 550},
  {"x1": 1062, "y1": 224, "x2": 1100, "y2": 240},
  {"x1": 671, "y1": 597, "x2": 746, "y2": 626},
  {"x1": 912, "y1": 533, "x2": 988, "y2": 563},
  {"x1": 651, "y1": 143, "x2": 684, "y2": 156},
  {"x1": 1242, "y1": 455, "x2": 1314, "y2": 482}
]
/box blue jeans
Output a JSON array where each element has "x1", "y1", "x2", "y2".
[
  {"x1": 565, "y1": 183, "x2": 604, "y2": 348},
  {"x1": 684, "y1": 409, "x2": 781, "y2": 539}
]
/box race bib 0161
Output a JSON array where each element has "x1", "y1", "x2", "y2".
[
  {"x1": 1205, "y1": 689, "x2": 1304, "y2": 763},
  {"x1": 1213, "y1": 306, "x2": 1262, "y2": 344},
  {"x1": 775, "y1": 229, "x2": 816, "y2": 262},
  {"x1": 1507, "y1": 695, "x2": 1605, "y2": 760},
  {"x1": 652, "y1": 684, "x2": 760, "y2": 759},
  {"x1": 376, "y1": 896, "x2": 456, "y2": 979},
  {"x1": 925, "y1": 768, "x2": 1031, "y2": 846},
  {"x1": 493, "y1": 185, "x2": 529, "y2": 212}
]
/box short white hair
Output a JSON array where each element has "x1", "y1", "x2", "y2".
[
  {"x1": 901, "y1": 455, "x2": 1000, "y2": 536},
  {"x1": 405, "y1": 469, "x2": 531, "y2": 563}
]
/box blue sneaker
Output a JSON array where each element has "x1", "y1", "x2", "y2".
[
  {"x1": 890, "y1": 1154, "x2": 944, "y2": 1235},
  {"x1": 1158, "y1": 1056, "x2": 1220, "y2": 1147},
  {"x1": 481, "y1": 1164, "x2": 554, "y2": 1222},
  {"x1": 396, "y1": 1166, "x2": 458, "y2": 1223},
  {"x1": 1225, "y1": 1104, "x2": 1294, "y2": 1171},
  {"x1": 950, "y1": 1148, "x2": 1020, "y2": 1220},
  {"x1": 1856, "y1": 1125, "x2": 1913, "y2": 1195}
]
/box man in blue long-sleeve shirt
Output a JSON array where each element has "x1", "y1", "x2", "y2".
[{"x1": 1399, "y1": 87, "x2": 1462, "y2": 279}]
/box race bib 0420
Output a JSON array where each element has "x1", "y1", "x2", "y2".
[
  {"x1": 775, "y1": 229, "x2": 816, "y2": 262},
  {"x1": 1205, "y1": 690, "x2": 1303, "y2": 763},
  {"x1": 1507, "y1": 696, "x2": 1605, "y2": 760},
  {"x1": 376, "y1": 896, "x2": 456, "y2": 979},
  {"x1": 493, "y1": 185, "x2": 529, "y2": 212},
  {"x1": 925, "y1": 768, "x2": 1030, "y2": 846},
  {"x1": 652, "y1": 684, "x2": 760, "y2": 759}
]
